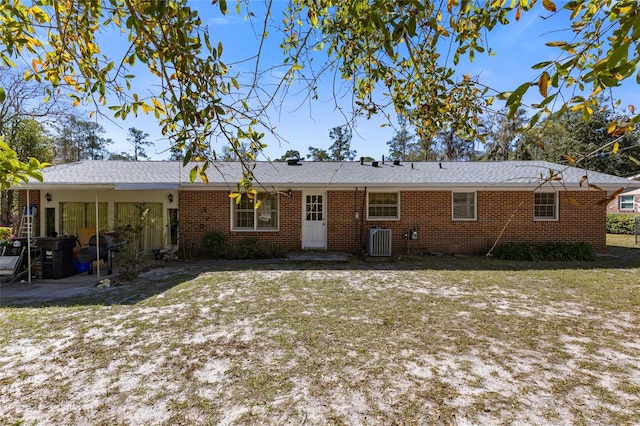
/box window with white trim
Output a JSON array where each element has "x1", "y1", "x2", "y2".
[
  {"x1": 452, "y1": 192, "x2": 476, "y2": 220},
  {"x1": 534, "y1": 192, "x2": 557, "y2": 220},
  {"x1": 232, "y1": 193, "x2": 278, "y2": 231},
  {"x1": 368, "y1": 192, "x2": 399, "y2": 220},
  {"x1": 619, "y1": 195, "x2": 635, "y2": 211}
]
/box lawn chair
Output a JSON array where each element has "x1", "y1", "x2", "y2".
[
  {"x1": 77, "y1": 227, "x2": 96, "y2": 248},
  {"x1": 0, "y1": 245, "x2": 27, "y2": 282}
]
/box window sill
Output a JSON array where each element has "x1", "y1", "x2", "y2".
[{"x1": 231, "y1": 229, "x2": 279, "y2": 232}]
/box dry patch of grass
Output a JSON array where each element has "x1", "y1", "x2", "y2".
[{"x1": 1, "y1": 254, "x2": 640, "y2": 424}]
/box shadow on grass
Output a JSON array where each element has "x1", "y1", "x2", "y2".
[
  {"x1": 3, "y1": 243, "x2": 640, "y2": 309},
  {"x1": 0, "y1": 263, "x2": 200, "y2": 309}
]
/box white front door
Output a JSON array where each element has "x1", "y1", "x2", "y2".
[{"x1": 302, "y1": 192, "x2": 326, "y2": 250}]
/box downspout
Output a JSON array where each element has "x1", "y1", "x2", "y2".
[
  {"x1": 354, "y1": 187, "x2": 359, "y2": 251},
  {"x1": 359, "y1": 187, "x2": 367, "y2": 251}
]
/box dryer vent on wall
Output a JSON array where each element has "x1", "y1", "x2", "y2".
[{"x1": 367, "y1": 228, "x2": 392, "y2": 257}]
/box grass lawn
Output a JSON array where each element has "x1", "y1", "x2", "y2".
[{"x1": 1, "y1": 237, "x2": 639, "y2": 424}]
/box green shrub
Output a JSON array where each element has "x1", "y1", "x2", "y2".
[
  {"x1": 229, "y1": 237, "x2": 286, "y2": 260},
  {"x1": 0, "y1": 227, "x2": 13, "y2": 241},
  {"x1": 492, "y1": 243, "x2": 540, "y2": 261},
  {"x1": 606, "y1": 213, "x2": 640, "y2": 235},
  {"x1": 493, "y1": 242, "x2": 594, "y2": 261},
  {"x1": 203, "y1": 231, "x2": 228, "y2": 259}
]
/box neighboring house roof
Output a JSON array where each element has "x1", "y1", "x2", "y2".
[{"x1": 19, "y1": 160, "x2": 640, "y2": 192}]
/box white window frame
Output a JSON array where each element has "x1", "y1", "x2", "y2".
[
  {"x1": 231, "y1": 193, "x2": 279, "y2": 231},
  {"x1": 367, "y1": 192, "x2": 400, "y2": 220},
  {"x1": 619, "y1": 195, "x2": 635, "y2": 211},
  {"x1": 534, "y1": 192, "x2": 558, "y2": 221},
  {"x1": 452, "y1": 192, "x2": 477, "y2": 221}
]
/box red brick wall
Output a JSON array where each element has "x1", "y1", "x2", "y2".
[
  {"x1": 180, "y1": 188, "x2": 607, "y2": 256},
  {"x1": 328, "y1": 189, "x2": 606, "y2": 255},
  {"x1": 15, "y1": 190, "x2": 41, "y2": 238},
  {"x1": 179, "y1": 190, "x2": 301, "y2": 256}
]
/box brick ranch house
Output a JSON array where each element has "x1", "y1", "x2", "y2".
[
  {"x1": 607, "y1": 188, "x2": 640, "y2": 214},
  {"x1": 15, "y1": 159, "x2": 639, "y2": 256},
  {"x1": 605, "y1": 172, "x2": 640, "y2": 214}
]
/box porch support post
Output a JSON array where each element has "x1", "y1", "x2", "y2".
[
  {"x1": 95, "y1": 191, "x2": 100, "y2": 279},
  {"x1": 26, "y1": 189, "x2": 32, "y2": 283}
]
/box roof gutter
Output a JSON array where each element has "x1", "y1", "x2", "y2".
[{"x1": 10, "y1": 183, "x2": 117, "y2": 191}]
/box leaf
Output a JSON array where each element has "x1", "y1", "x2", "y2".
[
  {"x1": 538, "y1": 71, "x2": 549, "y2": 98},
  {"x1": 151, "y1": 98, "x2": 165, "y2": 113},
  {"x1": 613, "y1": 141, "x2": 619, "y2": 154},
  {"x1": 532, "y1": 61, "x2": 553, "y2": 70},
  {"x1": 515, "y1": 5, "x2": 521, "y2": 21},
  {"x1": 229, "y1": 192, "x2": 240, "y2": 199},
  {"x1": 629, "y1": 156, "x2": 640, "y2": 167},
  {"x1": 218, "y1": 0, "x2": 227, "y2": 14},
  {"x1": 629, "y1": 104, "x2": 635, "y2": 114},
  {"x1": 564, "y1": 154, "x2": 576, "y2": 164},
  {"x1": 597, "y1": 187, "x2": 623, "y2": 206},
  {"x1": 199, "y1": 168, "x2": 209, "y2": 184},
  {"x1": 612, "y1": 125, "x2": 629, "y2": 136},
  {"x1": 569, "y1": 3, "x2": 583, "y2": 19},
  {"x1": 545, "y1": 41, "x2": 568, "y2": 47},
  {"x1": 589, "y1": 183, "x2": 604, "y2": 192},
  {"x1": 542, "y1": 0, "x2": 557, "y2": 12},
  {"x1": 254, "y1": 200, "x2": 262, "y2": 210},
  {"x1": 0, "y1": 87, "x2": 4, "y2": 103}
]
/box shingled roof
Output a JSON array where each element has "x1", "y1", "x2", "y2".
[{"x1": 21, "y1": 160, "x2": 639, "y2": 192}]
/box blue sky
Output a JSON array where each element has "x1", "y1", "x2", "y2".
[{"x1": 97, "y1": 1, "x2": 639, "y2": 161}]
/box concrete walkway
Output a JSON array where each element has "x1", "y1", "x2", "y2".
[
  {"x1": 0, "y1": 267, "x2": 119, "y2": 304},
  {"x1": 1, "y1": 253, "x2": 353, "y2": 305},
  {"x1": 286, "y1": 252, "x2": 350, "y2": 262}
]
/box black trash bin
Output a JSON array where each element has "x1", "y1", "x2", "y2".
[{"x1": 38, "y1": 237, "x2": 77, "y2": 279}]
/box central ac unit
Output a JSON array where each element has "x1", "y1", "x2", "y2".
[{"x1": 367, "y1": 228, "x2": 392, "y2": 257}]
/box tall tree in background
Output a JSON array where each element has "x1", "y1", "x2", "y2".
[
  {"x1": 168, "y1": 140, "x2": 212, "y2": 161},
  {"x1": 434, "y1": 130, "x2": 478, "y2": 161},
  {"x1": 86, "y1": 122, "x2": 113, "y2": 160},
  {"x1": 127, "y1": 127, "x2": 152, "y2": 161},
  {"x1": 307, "y1": 146, "x2": 329, "y2": 162},
  {"x1": 277, "y1": 150, "x2": 302, "y2": 161},
  {"x1": 328, "y1": 125, "x2": 356, "y2": 161},
  {"x1": 386, "y1": 116, "x2": 418, "y2": 161},
  {"x1": 308, "y1": 125, "x2": 356, "y2": 161},
  {"x1": 1, "y1": 118, "x2": 52, "y2": 225},
  {"x1": 0, "y1": 69, "x2": 60, "y2": 225},
  {"x1": 516, "y1": 106, "x2": 640, "y2": 177},
  {"x1": 5, "y1": 117, "x2": 53, "y2": 163},
  {"x1": 53, "y1": 114, "x2": 112, "y2": 163},
  {"x1": 483, "y1": 109, "x2": 528, "y2": 161}
]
